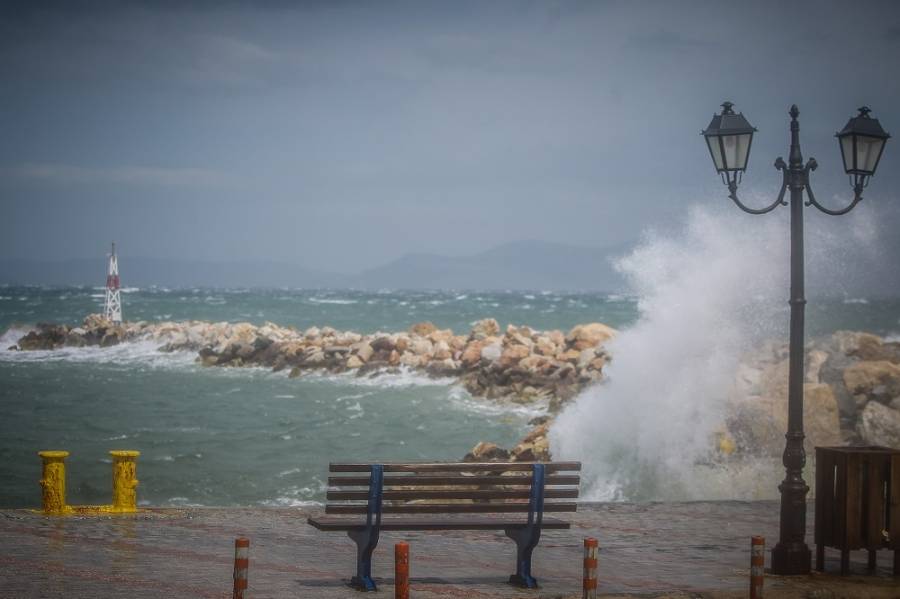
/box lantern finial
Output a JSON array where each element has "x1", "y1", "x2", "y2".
[
  {"x1": 857, "y1": 106, "x2": 871, "y2": 118},
  {"x1": 721, "y1": 101, "x2": 735, "y2": 114}
]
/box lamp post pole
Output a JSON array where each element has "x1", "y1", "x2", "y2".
[
  {"x1": 775, "y1": 105, "x2": 812, "y2": 575},
  {"x1": 701, "y1": 102, "x2": 890, "y2": 575}
]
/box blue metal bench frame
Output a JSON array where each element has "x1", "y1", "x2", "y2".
[
  {"x1": 505, "y1": 462, "x2": 545, "y2": 588},
  {"x1": 344, "y1": 463, "x2": 548, "y2": 591},
  {"x1": 347, "y1": 464, "x2": 383, "y2": 591}
]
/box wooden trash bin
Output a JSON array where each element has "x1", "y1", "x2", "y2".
[{"x1": 814, "y1": 446, "x2": 900, "y2": 575}]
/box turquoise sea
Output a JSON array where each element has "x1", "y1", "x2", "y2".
[{"x1": 1, "y1": 286, "x2": 899, "y2": 508}]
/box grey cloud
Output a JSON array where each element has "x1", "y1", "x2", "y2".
[{"x1": 3, "y1": 164, "x2": 235, "y2": 189}]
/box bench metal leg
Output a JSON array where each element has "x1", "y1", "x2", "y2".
[
  {"x1": 505, "y1": 526, "x2": 541, "y2": 589},
  {"x1": 348, "y1": 528, "x2": 380, "y2": 591}
]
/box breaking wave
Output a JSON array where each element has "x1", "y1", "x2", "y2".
[{"x1": 550, "y1": 203, "x2": 885, "y2": 501}]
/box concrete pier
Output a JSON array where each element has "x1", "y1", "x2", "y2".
[{"x1": 1, "y1": 501, "x2": 897, "y2": 598}]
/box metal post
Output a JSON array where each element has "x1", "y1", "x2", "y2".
[
  {"x1": 38, "y1": 451, "x2": 70, "y2": 515},
  {"x1": 110, "y1": 450, "x2": 140, "y2": 512},
  {"x1": 233, "y1": 538, "x2": 249, "y2": 599},
  {"x1": 583, "y1": 537, "x2": 598, "y2": 599},
  {"x1": 394, "y1": 542, "x2": 409, "y2": 599},
  {"x1": 771, "y1": 105, "x2": 812, "y2": 575},
  {"x1": 750, "y1": 536, "x2": 765, "y2": 599}
]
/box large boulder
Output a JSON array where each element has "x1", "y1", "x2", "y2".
[
  {"x1": 17, "y1": 324, "x2": 70, "y2": 350},
  {"x1": 727, "y1": 383, "x2": 842, "y2": 456},
  {"x1": 469, "y1": 318, "x2": 500, "y2": 340},
  {"x1": 460, "y1": 341, "x2": 484, "y2": 367},
  {"x1": 409, "y1": 322, "x2": 437, "y2": 336},
  {"x1": 834, "y1": 331, "x2": 900, "y2": 363},
  {"x1": 409, "y1": 338, "x2": 434, "y2": 357},
  {"x1": 464, "y1": 441, "x2": 510, "y2": 462},
  {"x1": 565, "y1": 323, "x2": 616, "y2": 351},
  {"x1": 480, "y1": 342, "x2": 503, "y2": 364},
  {"x1": 857, "y1": 402, "x2": 900, "y2": 447},
  {"x1": 432, "y1": 340, "x2": 452, "y2": 360},
  {"x1": 843, "y1": 361, "x2": 900, "y2": 399},
  {"x1": 353, "y1": 342, "x2": 374, "y2": 363},
  {"x1": 499, "y1": 344, "x2": 531, "y2": 368}
]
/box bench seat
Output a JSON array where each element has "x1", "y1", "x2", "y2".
[{"x1": 308, "y1": 515, "x2": 572, "y2": 531}]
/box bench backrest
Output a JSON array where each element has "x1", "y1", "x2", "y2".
[{"x1": 326, "y1": 461, "x2": 581, "y2": 517}]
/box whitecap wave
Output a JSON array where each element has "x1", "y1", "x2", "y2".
[
  {"x1": 0, "y1": 326, "x2": 33, "y2": 348},
  {"x1": 308, "y1": 297, "x2": 358, "y2": 305},
  {"x1": 446, "y1": 386, "x2": 547, "y2": 419},
  {"x1": 551, "y1": 206, "x2": 788, "y2": 502},
  {"x1": 843, "y1": 297, "x2": 869, "y2": 305},
  {"x1": 0, "y1": 339, "x2": 195, "y2": 369},
  {"x1": 307, "y1": 367, "x2": 456, "y2": 388}
]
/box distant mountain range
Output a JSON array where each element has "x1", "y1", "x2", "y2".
[{"x1": 0, "y1": 240, "x2": 630, "y2": 291}]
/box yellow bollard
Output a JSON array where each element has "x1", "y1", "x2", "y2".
[
  {"x1": 38, "y1": 451, "x2": 71, "y2": 515},
  {"x1": 109, "y1": 450, "x2": 140, "y2": 512}
]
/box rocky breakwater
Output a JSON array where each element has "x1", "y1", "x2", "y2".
[
  {"x1": 467, "y1": 329, "x2": 900, "y2": 466},
  {"x1": 10, "y1": 315, "x2": 615, "y2": 410},
  {"x1": 724, "y1": 330, "x2": 900, "y2": 456}
]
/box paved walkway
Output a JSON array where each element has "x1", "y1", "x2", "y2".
[{"x1": 1, "y1": 502, "x2": 897, "y2": 598}]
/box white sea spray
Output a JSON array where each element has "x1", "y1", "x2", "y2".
[{"x1": 550, "y1": 203, "x2": 887, "y2": 501}]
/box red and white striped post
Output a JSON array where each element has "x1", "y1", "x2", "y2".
[
  {"x1": 395, "y1": 542, "x2": 409, "y2": 599},
  {"x1": 750, "y1": 536, "x2": 765, "y2": 599},
  {"x1": 583, "y1": 537, "x2": 598, "y2": 599},
  {"x1": 233, "y1": 538, "x2": 249, "y2": 599}
]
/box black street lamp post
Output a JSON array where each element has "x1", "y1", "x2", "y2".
[{"x1": 701, "y1": 103, "x2": 890, "y2": 575}]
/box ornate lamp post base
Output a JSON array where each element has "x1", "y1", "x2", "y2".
[{"x1": 772, "y1": 542, "x2": 812, "y2": 575}]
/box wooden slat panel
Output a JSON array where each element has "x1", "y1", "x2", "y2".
[
  {"x1": 329, "y1": 462, "x2": 581, "y2": 473},
  {"x1": 836, "y1": 452, "x2": 847, "y2": 550},
  {"x1": 866, "y1": 455, "x2": 885, "y2": 550},
  {"x1": 308, "y1": 516, "x2": 572, "y2": 532},
  {"x1": 890, "y1": 454, "x2": 900, "y2": 550},
  {"x1": 325, "y1": 502, "x2": 578, "y2": 515},
  {"x1": 327, "y1": 475, "x2": 581, "y2": 487},
  {"x1": 820, "y1": 449, "x2": 836, "y2": 547},
  {"x1": 327, "y1": 489, "x2": 580, "y2": 501},
  {"x1": 845, "y1": 453, "x2": 863, "y2": 549},
  {"x1": 815, "y1": 447, "x2": 825, "y2": 547}
]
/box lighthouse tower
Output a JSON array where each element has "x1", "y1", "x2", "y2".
[{"x1": 104, "y1": 242, "x2": 123, "y2": 323}]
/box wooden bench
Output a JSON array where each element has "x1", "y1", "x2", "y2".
[{"x1": 307, "y1": 461, "x2": 581, "y2": 591}]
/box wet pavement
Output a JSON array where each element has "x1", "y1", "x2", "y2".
[{"x1": 1, "y1": 501, "x2": 898, "y2": 598}]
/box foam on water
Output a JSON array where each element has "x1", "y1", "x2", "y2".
[
  {"x1": 308, "y1": 297, "x2": 358, "y2": 305},
  {"x1": 0, "y1": 337, "x2": 195, "y2": 369},
  {"x1": 306, "y1": 366, "x2": 456, "y2": 389}
]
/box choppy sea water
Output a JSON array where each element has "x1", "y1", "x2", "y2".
[{"x1": 1, "y1": 285, "x2": 899, "y2": 508}]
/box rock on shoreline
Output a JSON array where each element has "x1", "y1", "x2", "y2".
[{"x1": 12, "y1": 315, "x2": 615, "y2": 411}]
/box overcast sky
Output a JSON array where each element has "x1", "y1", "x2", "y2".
[{"x1": 2, "y1": 0, "x2": 899, "y2": 277}]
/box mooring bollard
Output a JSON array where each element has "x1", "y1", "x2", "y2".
[
  {"x1": 583, "y1": 537, "x2": 598, "y2": 599},
  {"x1": 750, "y1": 536, "x2": 765, "y2": 599},
  {"x1": 395, "y1": 542, "x2": 409, "y2": 599},
  {"x1": 38, "y1": 451, "x2": 70, "y2": 515},
  {"x1": 233, "y1": 538, "x2": 249, "y2": 599},
  {"x1": 109, "y1": 450, "x2": 140, "y2": 512}
]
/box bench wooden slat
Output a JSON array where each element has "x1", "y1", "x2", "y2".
[
  {"x1": 325, "y1": 502, "x2": 578, "y2": 515},
  {"x1": 328, "y1": 461, "x2": 581, "y2": 473},
  {"x1": 327, "y1": 488, "x2": 580, "y2": 501},
  {"x1": 327, "y1": 474, "x2": 581, "y2": 487},
  {"x1": 308, "y1": 515, "x2": 572, "y2": 532}
]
